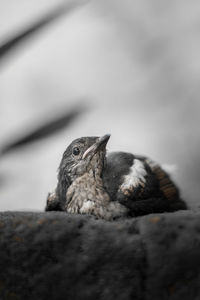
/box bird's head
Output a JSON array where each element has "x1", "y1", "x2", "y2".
[{"x1": 59, "y1": 134, "x2": 111, "y2": 182}]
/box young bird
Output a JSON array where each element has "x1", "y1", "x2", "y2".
[{"x1": 45, "y1": 134, "x2": 187, "y2": 220}]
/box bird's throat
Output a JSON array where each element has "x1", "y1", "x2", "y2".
[{"x1": 65, "y1": 171, "x2": 110, "y2": 216}]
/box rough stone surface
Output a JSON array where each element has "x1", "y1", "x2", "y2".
[
  {"x1": 139, "y1": 211, "x2": 200, "y2": 300},
  {"x1": 0, "y1": 210, "x2": 199, "y2": 300}
]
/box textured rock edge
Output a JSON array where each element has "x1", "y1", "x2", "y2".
[{"x1": 0, "y1": 210, "x2": 199, "y2": 300}]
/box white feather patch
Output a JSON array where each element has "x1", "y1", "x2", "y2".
[
  {"x1": 161, "y1": 164, "x2": 177, "y2": 175},
  {"x1": 120, "y1": 159, "x2": 147, "y2": 190},
  {"x1": 79, "y1": 201, "x2": 94, "y2": 213}
]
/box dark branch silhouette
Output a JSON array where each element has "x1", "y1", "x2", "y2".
[
  {"x1": 0, "y1": 0, "x2": 89, "y2": 60},
  {"x1": 1, "y1": 105, "x2": 85, "y2": 155}
]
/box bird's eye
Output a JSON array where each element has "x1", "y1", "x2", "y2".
[{"x1": 72, "y1": 147, "x2": 80, "y2": 156}]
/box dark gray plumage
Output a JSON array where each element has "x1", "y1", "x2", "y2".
[{"x1": 46, "y1": 134, "x2": 187, "y2": 220}]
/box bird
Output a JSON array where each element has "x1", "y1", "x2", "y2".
[{"x1": 45, "y1": 134, "x2": 187, "y2": 220}]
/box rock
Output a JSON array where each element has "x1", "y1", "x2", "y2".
[{"x1": 0, "y1": 210, "x2": 199, "y2": 300}]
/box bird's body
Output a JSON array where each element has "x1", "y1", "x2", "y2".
[
  {"x1": 65, "y1": 167, "x2": 127, "y2": 220},
  {"x1": 46, "y1": 135, "x2": 186, "y2": 220}
]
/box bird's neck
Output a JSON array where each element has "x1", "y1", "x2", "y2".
[
  {"x1": 86, "y1": 151, "x2": 105, "y2": 178},
  {"x1": 87, "y1": 168, "x2": 103, "y2": 186},
  {"x1": 66, "y1": 169, "x2": 109, "y2": 208}
]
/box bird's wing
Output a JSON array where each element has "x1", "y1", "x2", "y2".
[
  {"x1": 45, "y1": 190, "x2": 62, "y2": 211},
  {"x1": 104, "y1": 152, "x2": 186, "y2": 216},
  {"x1": 103, "y1": 151, "x2": 135, "y2": 200},
  {"x1": 144, "y1": 157, "x2": 180, "y2": 201},
  {"x1": 104, "y1": 152, "x2": 159, "y2": 201}
]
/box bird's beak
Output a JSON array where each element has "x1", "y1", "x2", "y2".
[{"x1": 82, "y1": 134, "x2": 111, "y2": 160}]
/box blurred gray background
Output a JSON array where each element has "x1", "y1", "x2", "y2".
[{"x1": 0, "y1": 0, "x2": 199, "y2": 211}]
